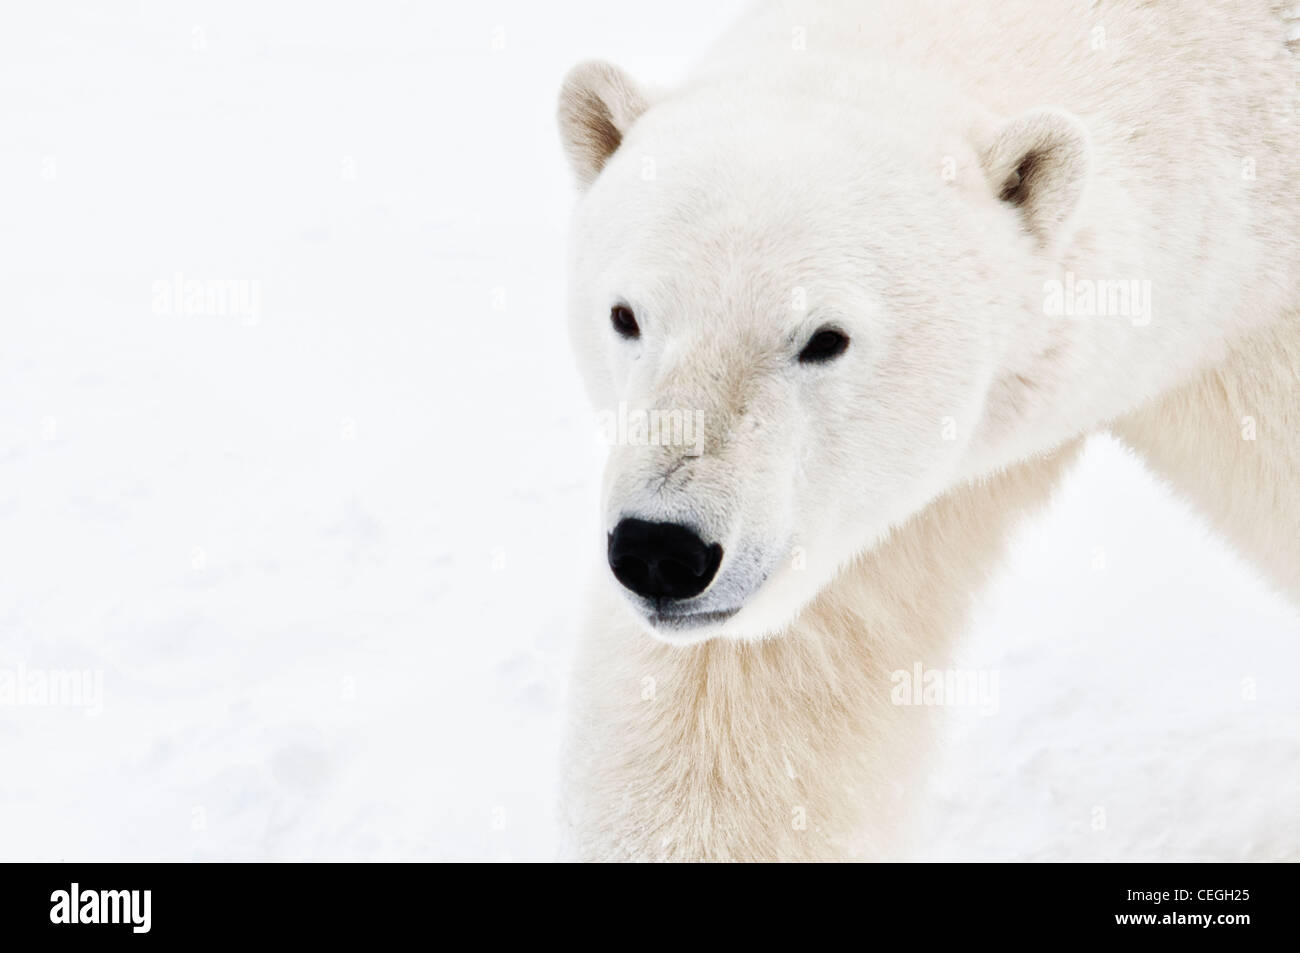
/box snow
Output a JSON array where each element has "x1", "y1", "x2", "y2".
[{"x1": 1, "y1": 1, "x2": 1296, "y2": 862}]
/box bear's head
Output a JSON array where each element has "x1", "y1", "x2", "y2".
[{"x1": 559, "y1": 59, "x2": 1090, "y2": 644}]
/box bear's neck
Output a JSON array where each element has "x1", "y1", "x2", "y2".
[{"x1": 563, "y1": 439, "x2": 1080, "y2": 861}]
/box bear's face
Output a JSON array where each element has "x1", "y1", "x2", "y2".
[{"x1": 559, "y1": 62, "x2": 1090, "y2": 643}]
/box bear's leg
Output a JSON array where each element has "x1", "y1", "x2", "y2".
[
  {"x1": 562, "y1": 439, "x2": 1082, "y2": 861},
  {"x1": 1111, "y1": 317, "x2": 1300, "y2": 604}
]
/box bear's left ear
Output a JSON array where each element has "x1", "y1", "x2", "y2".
[
  {"x1": 557, "y1": 60, "x2": 650, "y2": 189},
  {"x1": 979, "y1": 108, "x2": 1091, "y2": 251}
]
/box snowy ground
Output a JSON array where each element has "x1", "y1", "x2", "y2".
[{"x1": 1, "y1": 1, "x2": 1296, "y2": 861}]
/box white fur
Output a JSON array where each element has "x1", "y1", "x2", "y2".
[{"x1": 558, "y1": 0, "x2": 1300, "y2": 860}]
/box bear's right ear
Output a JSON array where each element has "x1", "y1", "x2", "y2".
[
  {"x1": 557, "y1": 60, "x2": 650, "y2": 189},
  {"x1": 978, "y1": 107, "x2": 1091, "y2": 252}
]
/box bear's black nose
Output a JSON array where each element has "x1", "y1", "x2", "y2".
[{"x1": 607, "y1": 518, "x2": 723, "y2": 602}]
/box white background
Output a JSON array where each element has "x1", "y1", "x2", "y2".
[{"x1": 1, "y1": 0, "x2": 1297, "y2": 861}]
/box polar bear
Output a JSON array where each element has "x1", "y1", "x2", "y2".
[{"x1": 557, "y1": 0, "x2": 1300, "y2": 861}]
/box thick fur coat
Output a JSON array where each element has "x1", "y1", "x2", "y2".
[{"x1": 557, "y1": 0, "x2": 1300, "y2": 861}]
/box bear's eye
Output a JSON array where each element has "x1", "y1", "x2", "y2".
[
  {"x1": 610, "y1": 304, "x2": 640, "y2": 339},
  {"x1": 798, "y1": 327, "x2": 849, "y2": 364}
]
